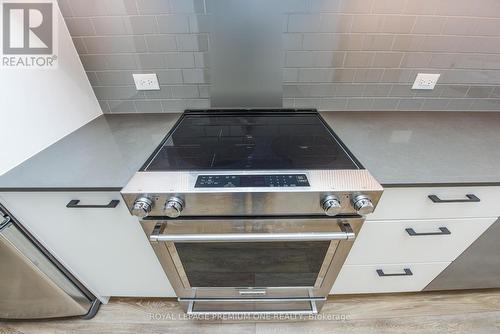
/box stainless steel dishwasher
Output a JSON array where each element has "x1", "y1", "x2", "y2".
[{"x1": 0, "y1": 204, "x2": 100, "y2": 320}]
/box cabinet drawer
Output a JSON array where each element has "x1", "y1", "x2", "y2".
[
  {"x1": 346, "y1": 218, "x2": 496, "y2": 265},
  {"x1": 370, "y1": 187, "x2": 500, "y2": 220},
  {"x1": 0, "y1": 192, "x2": 174, "y2": 298},
  {"x1": 331, "y1": 262, "x2": 450, "y2": 294}
]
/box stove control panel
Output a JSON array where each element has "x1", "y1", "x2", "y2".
[{"x1": 195, "y1": 174, "x2": 310, "y2": 188}]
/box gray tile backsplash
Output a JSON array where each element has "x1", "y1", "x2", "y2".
[{"x1": 59, "y1": 0, "x2": 500, "y2": 113}]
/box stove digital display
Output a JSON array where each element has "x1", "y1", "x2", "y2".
[
  {"x1": 195, "y1": 174, "x2": 310, "y2": 188},
  {"x1": 240, "y1": 175, "x2": 265, "y2": 187}
]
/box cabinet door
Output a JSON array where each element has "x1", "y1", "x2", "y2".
[
  {"x1": 0, "y1": 192, "x2": 174, "y2": 298},
  {"x1": 331, "y1": 262, "x2": 450, "y2": 294},
  {"x1": 345, "y1": 218, "x2": 496, "y2": 265},
  {"x1": 371, "y1": 187, "x2": 500, "y2": 220}
]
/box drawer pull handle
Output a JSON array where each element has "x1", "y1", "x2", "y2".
[
  {"x1": 428, "y1": 194, "x2": 480, "y2": 203},
  {"x1": 376, "y1": 268, "x2": 413, "y2": 277},
  {"x1": 405, "y1": 227, "x2": 451, "y2": 236},
  {"x1": 66, "y1": 200, "x2": 120, "y2": 208}
]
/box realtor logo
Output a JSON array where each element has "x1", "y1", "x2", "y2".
[{"x1": 1, "y1": 0, "x2": 58, "y2": 68}]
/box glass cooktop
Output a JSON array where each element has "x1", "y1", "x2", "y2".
[{"x1": 142, "y1": 109, "x2": 360, "y2": 171}]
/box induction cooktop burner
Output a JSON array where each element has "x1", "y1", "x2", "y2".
[{"x1": 142, "y1": 109, "x2": 361, "y2": 171}]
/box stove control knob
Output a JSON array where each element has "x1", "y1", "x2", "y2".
[
  {"x1": 352, "y1": 195, "x2": 374, "y2": 215},
  {"x1": 322, "y1": 195, "x2": 342, "y2": 216},
  {"x1": 164, "y1": 197, "x2": 184, "y2": 218},
  {"x1": 132, "y1": 197, "x2": 153, "y2": 218}
]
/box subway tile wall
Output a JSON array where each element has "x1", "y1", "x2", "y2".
[{"x1": 59, "y1": 0, "x2": 500, "y2": 112}]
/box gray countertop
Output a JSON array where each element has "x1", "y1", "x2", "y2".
[
  {"x1": 1, "y1": 110, "x2": 500, "y2": 191},
  {"x1": 322, "y1": 111, "x2": 500, "y2": 186},
  {"x1": 0, "y1": 113, "x2": 181, "y2": 190}
]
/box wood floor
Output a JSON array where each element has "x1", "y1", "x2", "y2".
[{"x1": 2, "y1": 290, "x2": 500, "y2": 333}]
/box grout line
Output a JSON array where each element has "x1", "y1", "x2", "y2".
[
  {"x1": 464, "y1": 86, "x2": 473, "y2": 97},
  {"x1": 90, "y1": 56, "x2": 498, "y2": 69},
  {"x1": 152, "y1": 14, "x2": 161, "y2": 35},
  {"x1": 80, "y1": 49, "x2": 500, "y2": 60},
  {"x1": 442, "y1": 98, "x2": 452, "y2": 110},
  {"x1": 89, "y1": 17, "x2": 97, "y2": 36},
  {"x1": 132, "y1": 0, "x2": 140, "y2": 17},
  {"x1": 408, "y1": 12, "x2": 418, "y2": 34},
  {"x1": 72, "y1": 31, "x2": 500, "y2": 39},
  {"x1": 62, "y1": 9, "x2": 500, "y2": 20},
  {"x1": 78, "y1": 37, "x2": 89, "y2": 54}
]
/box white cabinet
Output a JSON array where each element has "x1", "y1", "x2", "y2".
[
  {"x1": 331, "y1": 186, "x2": 500, "y2": 295},
  {"x1": 332, "y1": 262, "x2": 450, "y2": 294},
  {"x1": 345, "y1": 218, "x2": 496, "y2": 265},
  {"x1": 370, "y1": 187, "x2": 500, "y2": 220},
  {"x1": 0, "y1": 192, "x2": 175, "y2": 300}
]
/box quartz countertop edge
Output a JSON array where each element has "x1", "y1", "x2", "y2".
[{"x1": 1, "y1": 110, "x2": 500, "y2": 191}]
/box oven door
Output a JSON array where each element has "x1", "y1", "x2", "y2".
[{"x1": 141, "y1": 216, "x2": 363, "y2": 314}]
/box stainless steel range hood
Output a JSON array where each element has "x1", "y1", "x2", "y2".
[{"x1": 208, "y1": 0, "x2": 283, "y2": 108}]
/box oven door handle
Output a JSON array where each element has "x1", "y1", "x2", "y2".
[{"x1": 150, "y1": 224, "x2": 356, "y2": 243}]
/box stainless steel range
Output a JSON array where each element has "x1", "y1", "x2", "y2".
[{"x1": 122, "y1": 109, "x2": 383, "y2": 315}]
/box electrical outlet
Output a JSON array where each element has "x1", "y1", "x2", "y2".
[
  {"x1": 412, "y1": 73, "x2": 440, "y2": 90},
  {"x1": 133, "y1": 73, "x2": 160, "y2": 91}
]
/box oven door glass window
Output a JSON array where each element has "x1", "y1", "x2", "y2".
[{"x1": 174, "y1": 241, "x2": 331, "y2": 288}]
